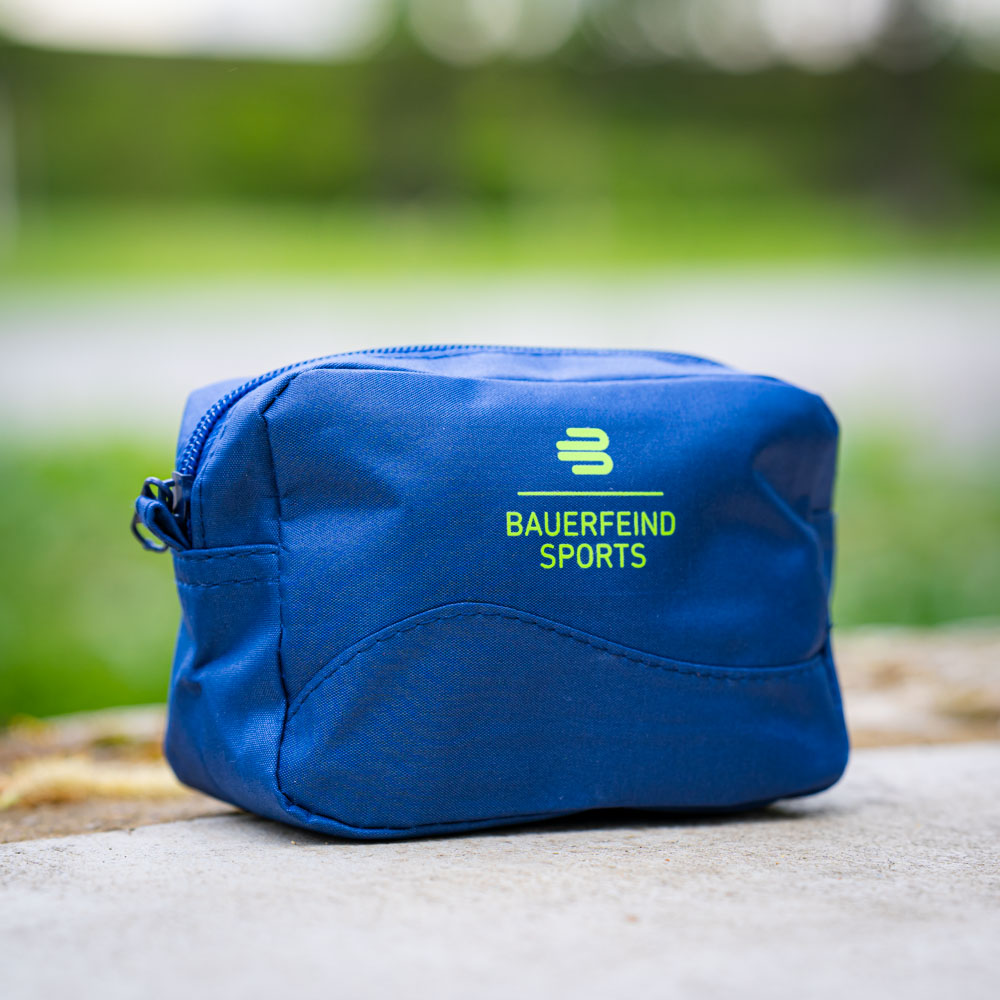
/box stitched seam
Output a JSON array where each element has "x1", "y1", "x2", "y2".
[
  {"x1": 262, "y1": 377, "x2": 299, "y2": 816},
  {"x1": 177, "y1": 578, "x2": 278, "y2": 589},
  {"x1": 358, "y1": 348, "x2": 722, "y2": 364},
  {"x1": 280, "y1": 798, "x2": 577, "y2": 835},
  {"x1": 176, "y1": 547, "x2": 279, "y2": 562},
  {"x1": 414, "y1": 374, "x2": 729, "y2": 385},
  {"x1": 348, "y1": 344, "x2": 725, "y2": 368},
  {"x1": 194, "y1": 417, "x2": 228, "y2": 547},
  {"x1": 307, "y1": 368, "x2": 739, "y2": 386},
  {"x1": 287, "y1": 609, "x2": 824, "y2": 723},
  {"x1": 182, "y1": 350, "x2": 732, "y2": 489},
  {"x1": 820, "y1": 637, "x2": 847, "y2": 718},
  {"x1": 279, "y1": 778, "x2": 809, "y2": 833}
]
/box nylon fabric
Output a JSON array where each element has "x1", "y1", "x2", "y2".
[{"x1": 144, "y1": 346, "x2": 849, "y2": 840}]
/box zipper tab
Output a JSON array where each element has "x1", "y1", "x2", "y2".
[{"x1": 131, "y1": 476, "x2": 190, "y2": 552}]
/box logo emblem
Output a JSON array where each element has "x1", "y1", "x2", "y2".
[{"x1": 556, "y1": 428, "x2": 613, "y2": 475}]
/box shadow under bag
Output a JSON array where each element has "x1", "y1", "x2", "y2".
[{"x1": 134, "y1": 346, "x2": 849, "y2": 839}]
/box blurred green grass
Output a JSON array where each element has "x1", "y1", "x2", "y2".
[
  {"x1": 1, "y1": 432, "x2": 997, "y2": 721},
  {"x1": 0, "y1": 439, "x2": 178, "y2": 721},
  {"x1": 3, "y1": 199, "x2": 1000, "y2": 284}
]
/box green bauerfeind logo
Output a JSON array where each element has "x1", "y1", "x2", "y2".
[
  {"x1": 506, "y1": 426, "x2": 677, "y2": 570},
  {"x1": 556, "y1": 427, "x2": 613, "y2": 475}
]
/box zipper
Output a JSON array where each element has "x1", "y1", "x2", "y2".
[
  {"x1": 131, "y1": 476, "x2": 189, "y2": 552},
  {"x1": 133, "y1": 344, "x2": 518, "y2": 551},
  {"x1": 176, "y1": 344, "x2": 492, "y2": 479},
  {"x1": 132, "y1": 343, "x2": 710, "y2": 552}
]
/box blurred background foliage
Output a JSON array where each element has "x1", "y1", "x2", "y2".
[
  {"x1": 0, "y1": 0, "x2": 998, "y2": 719},
  {"x1": 6, "y1": 48, "x2": 999, "y2": 210},
  {"x1": 2, "y1": 1, "x2": 1000, "y2": 274}
]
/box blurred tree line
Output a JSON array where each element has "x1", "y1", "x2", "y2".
[{"x1": 2, "y1": 37, "x2": 998, "y2": 224}]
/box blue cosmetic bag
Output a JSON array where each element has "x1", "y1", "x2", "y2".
[{"x1": 134, "y1": 346, "x2": 848, "y2": 839}]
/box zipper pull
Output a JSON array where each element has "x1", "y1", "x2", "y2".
[{"x1": 131, "y1": 475, "x2": 191, "y2": 552}]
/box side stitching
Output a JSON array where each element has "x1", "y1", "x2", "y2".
[
  {"x1": 175, "y1": 548, "x2": 279, "y2": 563},
  {"x1": 177, "y1": 577, "x2": 278, "y2": 589},
  {"x1": 262, "y1": 377, "x2": 298, "y2": 817},
  {"x1": 194, "y1": 417, "x2": 227, "y2": 547}
]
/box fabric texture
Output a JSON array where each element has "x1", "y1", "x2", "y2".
[{"x1": 143, "y1": 346, "x2": 849, "y2": 839}]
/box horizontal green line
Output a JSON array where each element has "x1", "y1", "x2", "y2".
[{"x1": 516, "y1": 491, "x2": 664, "y2": 497}]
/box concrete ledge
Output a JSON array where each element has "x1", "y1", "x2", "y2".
[{"x1": 3, "y1": 742, "x2": 999, "y2": 1000}]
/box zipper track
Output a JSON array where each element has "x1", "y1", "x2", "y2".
[
  {"x1": 175, "y1": 344, "x2": 489, "y2": 477},
  {"x1": 175, "y1": 343, "x2": 718, "y2": 479}
]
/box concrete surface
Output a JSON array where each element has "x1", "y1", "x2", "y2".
[{"x1": 3, "y1": 742, "x2": 999, "y2": 1000}]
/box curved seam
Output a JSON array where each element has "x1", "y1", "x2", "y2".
[{"x1": 287, "y1": 609, "x2": 825, "y2": 724}]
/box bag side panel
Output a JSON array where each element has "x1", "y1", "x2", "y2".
[
  {"x1": 164, "y1": 547, "x2": 291, "y2": 822},
  {"x1": 164, "y1": 387, "x2": 294, "y2": 820}
]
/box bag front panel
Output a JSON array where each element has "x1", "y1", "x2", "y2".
[
  {"x1": 262, "y1": 366, "x2": 837, "y2": 703},
  {"x1": 161, "y1": 349, "x2": 846, "y2": 836}
]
